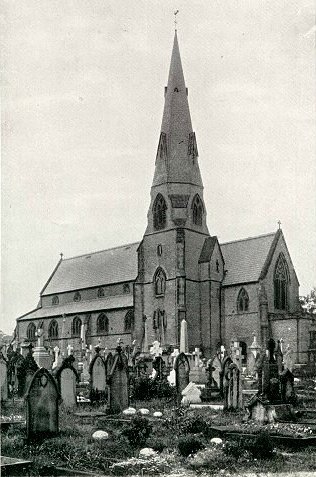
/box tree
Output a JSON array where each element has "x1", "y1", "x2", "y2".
[{"x1": 299, "y1": 287, "x2": 316, "y2": 315}]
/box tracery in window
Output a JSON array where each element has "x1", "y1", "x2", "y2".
[
  {"x1": 27, "y1": 322, "x2": 36, "y2": 341},
  {"x1": 72, "y1": 316, "x2": 82, "y2": 337},
  {"x1": 124, "y1": 310, "x2": 134, "y2": 333},
  {"x1": 237, "y1": 288, "x2": 249, "y2": 312},
  {"x1": 48, "y1": 319, "x2": 58, "y2": 339},
  {"x1": 192, "y1": 194, "x2": 203, "y2": 226},
  {"x1": 74, "y1": 291, "x2": 81, "y2": 302},
  {"x1": 274, "y1": 253, "x2": 289, "y2": 310},
  {"x1": 154, "y1": 267, "x2": 166, "y2": 296},
  {"x1": 97, "y1": 313, "x2": 109, "y2": 334},
  {"x1": 52, "y1": 295, "x2": 59, "y2": 306},
  {"x1": 153, "y1": 194, "x2": 167, "y2": 230}
]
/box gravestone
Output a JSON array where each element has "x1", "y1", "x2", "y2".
[
  {"x1": 0, "y1": 351, "x2": 8, "y2": 401},
  {"x1": 247, "y1": 334, "x2": 261, "y2": 376},
  {"x1": 107, "y1": 340, "x2": 129, "y2": 413},
  {"x1": 24, "y1": 345, "x2": 39, "y2": 394},
  {"x1": 221, "y1": 356, "x2": 233, "y2": 402},
  {"x1": 174, "y1": 352, "x2": 190, "y2": 399},
  {"x1": 226, "y1": 363, "x2": 242, "y2": 410},
  {"x1": 7, "y1": 351, "x2": 26, "y2": 397},
  {"x1": 32, "y1": 328, "x2": 51, "y2": 369},
  {"x1": 280, "y1": 369, "x2": 296, "y2": 404},
  {"x1": 89, "y1": 350, "x2": 106, "y2": 402},
  {"x1": 283, "y1": 345, "x2": 294, "y2": 372},
  {"x1": 181, "y1": 382, "x2": 202, "y2": 405},
  {"x1": 275, "y1": 340, "x2": 283, "y2": 374},
  {"x1": 55, "y1": 355, "x2": 79, "y2": 408},
  {"x1": 262, "y1": 339, "x2": 281, "y2": 402},
  {"x1": 210, "y1": 355, "x2": 222, "y2": 390},
  {"x1": 152, "y1": 356, "x2": 166, "y2": 381},
  {"x1": 25, "y1": 368, "x2": 61, "y2": 440}
]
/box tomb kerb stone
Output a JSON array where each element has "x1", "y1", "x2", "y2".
[
  {"x1": 25, "y1": 367, "x2": 61, "y2": 440},
  {"x1": 107, "y1": 343, "x2": 129, "y2": 414}
]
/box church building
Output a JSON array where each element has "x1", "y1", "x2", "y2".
[{"x1": 16, "y1": 32, "x2": 310, "y2": 363}]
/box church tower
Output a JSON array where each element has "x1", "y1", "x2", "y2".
[{"x1": 134, "y1": 32, "x2": 219, "y2": 355}]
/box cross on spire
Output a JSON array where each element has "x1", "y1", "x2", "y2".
[
  {"x1": 174, "y1": 10, "x2": 179, "y2": 31},
  {"x1": 277, "y1": 220, "x2": 281, "y2": 230}
]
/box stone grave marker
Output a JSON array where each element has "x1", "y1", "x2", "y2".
[
  {"x1": 221, "y1": 355, "x2": 233, "y2": 401},
  {"x1": 247, "y1": 334, "x2": 261, "y2": 376},
  {"x1": 7, "y1": 351, "x2": 26, "y2": 398},
  {"x1": 107, "y1": 339, "x2": 129, "y2": 413},
  {"x1": 181, "y1": 382, "x2": 201, "y2": 405},
  {"x1": 275, "y1": 340, "x2": 283, "y2": 374},
  {"x1": 89, "y1": 349, "x2": 106, "y2": 402},
  {"x1": 226, "y1": 363, "x2": 242, "y2": 410},
  {"x1": 174, "y1": 352, "x2": 190, "y2": 399},
  {"x1": 25, "y1": 368, "x2": 61, "y2": 440},
  {"x1": 0, "y1": 351, "x2": 8, "y2": 401},
  {"x1": 280, "y1": 369, "x2": 296, "y2": 404},
  {"x1": 55, "y1": 355, "x2": 79, "y2": 408},
  {"x1": 24, "y1": 345, "x2": 39, "y2": 394},
  {"x1": 283, "y1": 345, "x2": 294, "y2": 372}
]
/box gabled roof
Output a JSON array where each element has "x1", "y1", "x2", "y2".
[
  {"x1": 17, "y1": 295, "x2": 133, "y2": 321},
  {"x1": 199, "y1": 236, "x2": 221, "y2": 263},
  {"x1": 42, "y1": 242, "x2": 139, "y2": 296},
  {"x1": 220, "y1": 232, "x2": 277, "y2": 286}
]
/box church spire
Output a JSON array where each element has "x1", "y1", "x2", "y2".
[{"x1": 152, "y1": 32, "x2": 203, "y2": 188}]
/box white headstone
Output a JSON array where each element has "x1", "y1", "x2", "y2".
[
  {"x1": 149, "y1": 341, "x2": 162, "y2": 357},
  {"x1": 181, "y1": 381, "x2": 201, "y2": 405}
]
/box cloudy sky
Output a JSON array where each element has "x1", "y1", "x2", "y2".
[{"x1": 1, "y1": 1, "x2": 315, "y2": 334}]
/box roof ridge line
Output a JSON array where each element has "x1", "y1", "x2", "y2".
[
  {"x1": 62, "y1": 241, "x2": 140, "y2": 261},
  {"x1": 220, "y1": 231, "x2": 276, "y2": 246}
]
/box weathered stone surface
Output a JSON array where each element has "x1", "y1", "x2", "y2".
[
  {"x1": 90, "y1": 355, "x2": 106, "y2": 392},
  {"x1": 60, "y1": 368, "x2": 77, "y2": 408},
  {"x1": 181, "y1": 382, "x2": 201, "y2": 404},
  {"x1": 139, "y1": 448, "x2": 156, "y2": 458},
  {"x1": 107, "y1": 343, "x2": 129, "y2": 413},
  {"x1": 174, "y1": 352, "x2": 190, "y2": 397},
  {"x1": 25, "y1": 368, "x2": 60, "y2": 439},
  {"x1": 123, "y1": 407, "x2": 136, "y2": 415},
  {"x1": 92, "y1": 430, "x2": 109, "y2": 440}
]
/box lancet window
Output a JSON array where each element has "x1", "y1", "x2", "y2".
[
  {"x1": 72, "y1": 316, "x2": 82, "y2": 337},
  {"x1": 48, "y1": 320, "x2": 58, "y2": 339},
  {"x1": 274, "y1": 253, "x2": 289, "y2": 310},
  {"x1": 97, "y1": 313, "x2": 109, "y2": 334},
  {"x1": 154, "y1": 267, "x2": 166, "y2": 296},
  {"x1": 153, "y1": 194, "x2": 167, "y2": 230},
  {"x1": 27, "y1": 322, "x2": 36, "y2": 341},
  {"x1": 237, "y1": 288, "x2": 249, "y2": 312},
  {"x1": 192, "y1": 194, "x2": 203, "y2": 226}
]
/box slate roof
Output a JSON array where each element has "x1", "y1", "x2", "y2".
[
  {"x1": 42, "y1": 242, "x2": 139, "y2": 296},
  {"x1": 17, "y1": 295, "x2": 133, "y2": 321},
  {"x1": 220, "y1": 232, "x2": 277, "y2": 286}
]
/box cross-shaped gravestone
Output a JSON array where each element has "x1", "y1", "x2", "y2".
[
  {"x1": 52, "y1": 346, "x2": 60, "y2": 370},
  {"x1": 194, "y1": 347, "x2": 201, "y2": 367}
]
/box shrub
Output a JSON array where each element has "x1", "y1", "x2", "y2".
[
  {"x1": 248, "y1": 430, "x2": 274, "y2": 459},
  {"x1": 189, "y1": 447, "x2": 237, "y2": 473},
  {"x1": 224, "y1": 439, "x2": 249, "y2": 459},
  {"x1": 131, "y1": 377, "x2": 175, "y2": 401},
  {"x1": 177, "y1": 434, "x2": 204, "y2": 457},
  {"x1": 178, "y1": 415, "x2": 207, "y2": 435},
  {"x1": 121, "y1": 414, "x2": 152, "y2": 447},
  {"x1": 146, "y1": 437, "x2": 169, "y2": 453}
]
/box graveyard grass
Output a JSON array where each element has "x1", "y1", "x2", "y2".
[{"x1": 2, "y1": 400, "x2": 316, "y2": 476}]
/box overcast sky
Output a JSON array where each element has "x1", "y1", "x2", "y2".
[{"x1": 1, "y1": 1, "x2": 315, "y2": 334}]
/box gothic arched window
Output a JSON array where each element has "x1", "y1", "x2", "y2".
[
  {"x1": 154, "y1": 268, "x2": 166, "y2": 296},
  {"x1": 192, "y1": 194, "x2": 203, "y2": 226},
  {"x1": 48, "y1": 320, "x2": 58, "y2": 339},
  {"x1": 97, "y1": 287, "x2": 105, "y2": 298},
  {"x1": 124, "y1": 310, "x2": 134, "y2": 333},
  {"x1": 97, "y1": 313, "x2": 109, "y2": 334},
  {"x1": 274, "y1": 254, "x2": 289, "y2": 310},
  {"x1": 72, "y1": 316, "x2": 82, "y2": 337},
  {"x1": 237, "y1": 288, "x2": 249, "y2": 312},
  {"x1": 153, "y1": 194, "x2": 167, "y2": 230},
  {"x1": 27, "y1": 322, "x2": 36, "y2": 341},
  {"x1": 52, "y1": 295, "x2": 59, "y2": 306}
]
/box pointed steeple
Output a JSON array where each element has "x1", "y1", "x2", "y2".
[{"x1": 153, "y1": 32, "x2": 203, "y2": 187}]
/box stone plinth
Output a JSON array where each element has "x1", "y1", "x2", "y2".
[{"x1": 32, "y1": 347, "x2": 51, "y2": 369}]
